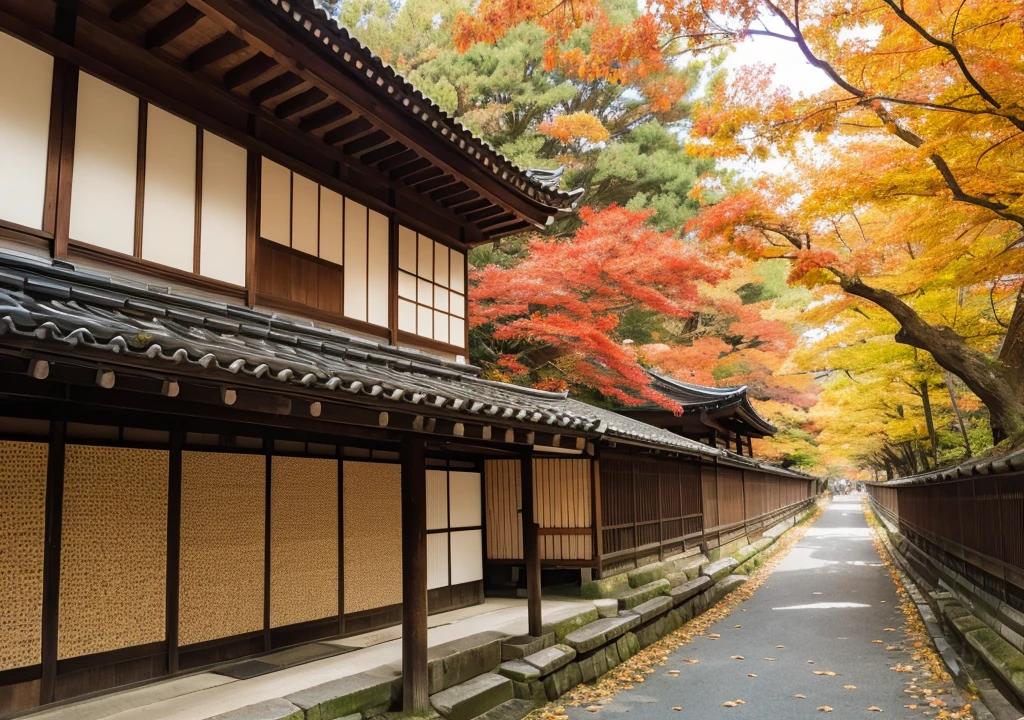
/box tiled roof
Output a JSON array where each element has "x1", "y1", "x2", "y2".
[
  {"x1": 271, "y1": 0, "x2": 585, "y2": 215},
  {"x1": 869, "y1": 446, "x2": 1024, "y2": 487},
  {"x1": 0, "y1": 250, "x2": 809, "y2": 478}
]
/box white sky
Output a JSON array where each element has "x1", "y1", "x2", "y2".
[{"x1": 722, "y1": 30, "x2": 834, "y2": 98}]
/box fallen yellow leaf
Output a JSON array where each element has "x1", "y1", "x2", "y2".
[
  {"x1": 672, "y1": 707, "x2": 682, "y2": 712},
  {"x1": 709, "y1": 634, "x2": 721, "y2": 639},
  {"x1": 734, "y1": 625, "x2": 742, "y2": 628},
  {"x1": 683, "y1": 659, "x2": 699, "y2": 664},
  {"x1": 764, "y1": 657, "x2": 776, "y2": 661},
  {"x1": 586, "y1": 707, "x2": 600, "y2": 713},
  {"x1": 844, "y1": 685, "x2": 857, "y2": 690},
  {"x1": 884, "y1": 627, "x2": 896, "y2": 632},
  {"x1": 794, "y1": 694, "x2": 806, "y2": 699},
  {"x1": 817, "y1": 706, "x2": 833, "y2": 712},
  {"x1": 748, "y1": 673, "x2": 758, "y2": 678},
  {"x1": 731, "y1": 655, "x2": 745, "y2": 660},
  {"x1": 867, "y1": 706, "x2": 884, "y2": 712},
  {"x1": 777, "y1": 645, "x2": 785, "y2": 649},
  {"x1": 904, "y1": 705, "x2": 917, "y2": 710},
  {"x1": 812, "y1": 670, "x2": 837, "y2": 676},
  {"x1": 871, "y1": 640, "x2": 883, "y2": 643},
  {"x1": 722, "y1": 701, "x2": 738, "y2": 708}
]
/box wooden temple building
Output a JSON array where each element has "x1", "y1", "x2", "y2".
[
  {"x1": 617, "y1": 371, "x2": 777, "y2": 456},
  {"x1": 0, "y1": 0, "x2": 816, "y2": 716}
]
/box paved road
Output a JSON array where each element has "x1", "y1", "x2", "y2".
[{"x1": 567, "y1": 495, "x2": 956, "y2": 719}]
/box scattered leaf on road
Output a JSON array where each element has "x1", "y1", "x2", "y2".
[
  {"x1": 721, "y1": 701, "x2": 738, "y2": 708},
  {"x1": 817, "y1": 706, "x2": 833, "y2": 712},
  {"x1": 812, "y1": 670, "x2": 837, "y2": 676},
  {"x1": 682, "y1": 659, "x2": 699, "y2": 664},
  {"x1": 904, "y1": 705, "x2": 917, "y2": 710},
  {"x1": 777, "y1": 645, "x2": 785, "y2": 649},
  {"x1": 672, "y1": 707, "x2": 682, "y2": 712},
  {"x1": 843, "y1": 685, "x2": 857, "y2": 690},
  {"x1": 733, "y1": 625, "x2": 742, "y2": 629},
  {"x1": 867, "y1": 707, "x2": 884, "y2": 712},
  {"x1": 885, "y1": 646, "x2": 898, "y2": 651},
  {"x1": 709, "y1": 634, "x2": 721, "y2": 639},
  {"x1": 731, "y1": 655, "x2": 745, "y2": 660},
  {"x1": 794, "y1": 694, "x2": 806, "y2": 699},
  {"x1": 586, "y1": 707, "x2": 600, "y2": 713},
  {"x1": 871, "y1": 640, "x2": 883, "y2": 643},
  {"x1": 748, "y1": 674, "x2": 758, "y2": 678},
  {"x1": 884, "y1": 628, "x2": 896, "y2": 632},
  {"x1": 764, "y1": 657, "x2": 776, "y2": 661}
]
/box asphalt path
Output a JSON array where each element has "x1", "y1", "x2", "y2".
[{"x1": 566, "y1": 495, "x2": 956, "y2": 719}]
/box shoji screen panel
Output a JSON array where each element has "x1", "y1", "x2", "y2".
[
  {"x1": 397, "y1": 225, "x2": 467, "y2": 349},
  {"x1": 141, "y1": 106, "x2": 196, "y2": 272},
  {"x1": 0, "y1": 34, "x2": 53, "y2": 231},
  {"x1": 70, "y1": 73, "x2": 139, "y2": 254},
  {"x1": 342, "y1": 198, "x2": 367, "y2": 321},
  {"x1": 426, "y1": 468, "x2": 483, "y2": 588},
  {"x1": 199, "y1": 132, "x2": 248, "y2": 286}
]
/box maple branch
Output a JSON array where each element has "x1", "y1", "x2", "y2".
[{"x1": 876, "y1": 0, "x2": 1012, "y2": 117}]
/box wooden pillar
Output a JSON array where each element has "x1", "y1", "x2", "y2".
[
  {"x1": 166, "y1": 430, "x2": 182, "y2": 674},
  {"x1": 734, "y1": 433, "x2": 743, "y2": 455},
  {"x1": 401, "y1": 436, "x2": 429, "y2": 713},
  {"x1": 520, "y1": 450, "x2": 542, "y2": 637},
  {"x1": 590, "y1": 447, "x2": 603, "y2": 575},
  {"x1": 40, "y1": 421, "x2": 67, "y2": 704},
  {"x1": 746, "y1": 436, "x2": 754, "y2": 457}
]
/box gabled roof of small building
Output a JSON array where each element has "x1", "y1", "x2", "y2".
[
  {"x1": 0, "y1": 250, "x2": 808, "y2": 478},
  {"x1": 619, "y1": 369, "x2": 777, "y2": 438}
]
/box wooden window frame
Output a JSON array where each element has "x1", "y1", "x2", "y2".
[{"x1": 395, "y1": 225, "x2": 468, "y2": 355}]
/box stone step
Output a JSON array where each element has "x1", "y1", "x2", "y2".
[
  {"x1": 284, "y1": 667, "x2": 399, "y2": 720},
  {"x1": 733, "y1": 537, "x2": 773, "y2": 565},
  {"x1": 613, "y1": 579, "x2": 671, "y2": 610},
  {"x1": 471, "y1": 698, "x2": 535, "y2": 720},
  {"x1": 631, "y1": 595, "x2": 674, "y2": 624},
  {"x1": 563, "y1": 613, "x2": 641, "y2": 653},
  {"x1": 540, "y1": 605, "x2": 600, "y2": 642},
  {"x1": 669, "y1": 575, "x2": 711, "y2": 606},
  {"x1": 702, "y1": 574, "x2": 748, "y2": 606},
  {"x1": 431, "y1": 674, "x2": 514, "y2": 720},
  {"x1": 497, "y1": 660, "x2": 541, "y2": 683},
  {"x1": 205, "y1": 698, "x2": 304, "y2": 720},
  {"x1": 522, "y1": 644, "x2": 576, "y2": 675},
  {"x1": 701, "y1": 557, "x2": 739, "y2": 582},
  {"x1": 593, "y1": 599, "x2": 618, "y2": 618},
  {"x1": 501, "y1": 633, "x2": 555, "y2": 661}
]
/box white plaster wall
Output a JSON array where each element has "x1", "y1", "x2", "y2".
[
  {"x1": 367, "y1": 209, "x2": 389, "y2": 328},
  {"x1": 318, "y1": 187, "x2": 344, "y2": 265},
  {"x1": 343, "y1": 198, "x2": 367, "y2": 322},
  {"x1": 0, "y1": 34, "x2": 52, "y2": 231},
  {"x1": 260, "y1": 157, "x2": 290, "y2": 245},
  {"x1": 199, "y1": 132, "x2": 247, "y2": 286},
  {"x1": 141, "y1": 106, "x2": 196, "y2": 272}
]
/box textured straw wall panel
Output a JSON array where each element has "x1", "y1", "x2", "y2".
[
  {"x1": 179, "y1": 451, "x2": 265, "y2": 647},
  {"x1": 59, "y1": 446, "x2": 168, "y2": 660},
  {"x1": 271, "y1": 456, "x2": 339, "y2": 628},
  {"x1": 343, "y1": 462, "x2": 402, "y2": 613},
  {"x1": 0, "y1": 441, "x2": 47, "y2": 671}
]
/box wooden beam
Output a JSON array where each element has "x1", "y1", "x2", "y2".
[
  {"x1": 360, "y1": 142, "x2": 407, "y2": 165},
  {"x1": 145, "y1": 5, "x2": 203, "y2": 49},
  {"x1": 439, "y1": 189, "x2": 477, "y2": 207},
  {"x1": 389, "y1": 158, "x2": 431, "y2": 180},
  {"x1": 376, "y1": 149, "x2": 418, "y2": 172},
  {"x1": 430, "y1": 183, "x2": 469, "y2": 201},
  {"x1": 185, "y1": 33, "x2": 247, "y2": 71},
  {"x1": 404, "y1": 167, "x2": 444, "y2": 187},
  {"x1": 250, "y1": 72, "x2": 303, "y2": 105},
  {"x1": 464, "y1": 205, "x2": 504, "y2": 223},
  {"x1": 448, "y1": 197, "x2": 490, "y2": 214},
  {"x1": 322, "y1": 117, "x2": 373, "y2": 146},
  {"x1": 401, "y1": 435, "x2": 429, "y2": 714},
  {"x1": 274, "y1": 86, "x2": 327, "y2": 119},
  {"x1": 415, "y1": 175, "x2": 458, "y2": 194},
  {"x1": 520, "y1": 449, "x2": 542, "y2": 637},
  {"x1": 223, "y1": 53, "x2": 277, "y2": 90},
  {"x1": 343, "y1": 129, "x2": 391, "y2": 156},
  {"x1": 109, "y1": 0, "x2": 152, "y2": 23},
  {"x1": 297, "y1": 102, "x2": 350, "y2": 131},
  {"x1": 478, "y1": 213, "x2": 519, "y2": 231}
]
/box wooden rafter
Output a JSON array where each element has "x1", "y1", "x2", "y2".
[
  {"x1": 145, "y1": 5, "x2": 203, "y2": 48},
  {"x1": 249, "y1": 71, "x2": 302, "y2": 104},
  {"x1": 322, "y1": 116, "x2": 372, "y2": 145},
  {"x1": 109, "y1": 0, "x2": 153, "y2": 23},
  {"x1": 297, "y1": 102, "x2": 350, "y2": 131},
  {"x1": 222, "y1": 53, "x2": 276, "y2": 90},
  {"x1": 360, "y1": 142, "x2": 406, "y2": 165},
  {"x1": 343, "y1": 130, "x2": 391, "y2": 156},
  {"x1": 274, "y1": 87, "x2": 326, "y2": 118},
  {"x1": 185, "y1": 32, "x2": 247, "y2": 71}
]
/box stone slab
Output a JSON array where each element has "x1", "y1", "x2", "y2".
[
  {"x1": 669, "y1": 575, "x2": 712, "y2": 606},
  {"x1": 284, "y1": 669, "x2": 397, "y2": 720},
  {"x1": 543, "y1": 662, "x2": 583, "y2": 701},
  {"x1": 701, "y1": 557, "x2": 739, "y2": 582},
  {"x1": 613, "y1": 579, "x2": 671, "y2": 610},
  {"x1": 475, "y1": 698, "x2": 535, "y2": 720},
  {"x1": 497, "y1": 660, "x2": 540, "y2": 682},
  {"x1": 632, "y1": 595, "x2": 674, "y2": 624},
  {"x1": 523, "y1": 644, "x2": 576, "y2": 675},
  {"x1": 580, "y1": 573, "x2": 631, "y2": 599},
  {"x1": 702, "y1": 574, "x2": 748, "y2": 607},
  {"x1": 541, "y1": 606, "x2": 600, "y2": 642},
  {"x1": 205, "y1": 699, "x2": 304, "y2": 720},
  {"x1": 430, "y1": 674, "x2": 514, "y2": 720},
  {"x1": 501, "y1": 633, "x2": 555, "y2": 661},
  {"x1": 511, "y1": 679, "x2": 548, "y2": 708},
  {"x1": 563, "y1": 614, "x2": 641, "y2": 654},
  {"x1": 593, "y1": 599, "x2": 618, "y2": 619},
  {"x1": 426, "y1": 631, "x2": 506, "y2": 694},
  {"x1": 627, "y1": 562, "x2": 667, "y2": 589}
]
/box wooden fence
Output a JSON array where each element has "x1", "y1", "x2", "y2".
[
  {"x1": 599, "y1": 454, "x2": 816, "y2": 572},
  {"x1": 867, "y1": 475, "x2": 1024, "y2": 607}
]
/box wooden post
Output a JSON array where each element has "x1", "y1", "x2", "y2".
[
  {"x1": 40, "y1": 421, "x2": 67, "y2": 704},
  {"x1": 520, "y1": 450, "x2": 542, "y2": 637},
  {"x1": 402, "y1": 435, "x2": 429, "y2": 713}
]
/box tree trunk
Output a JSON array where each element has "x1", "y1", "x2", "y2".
[
  {"x1": 838, "y1": 274, "x2": 1024, "y2": 435},
  {"x1": 944, "y1": 372, "x2": 972, "y2": 459},
  {"x1": 920, "y1": 380, "x2": 938, "y2": 466}
]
